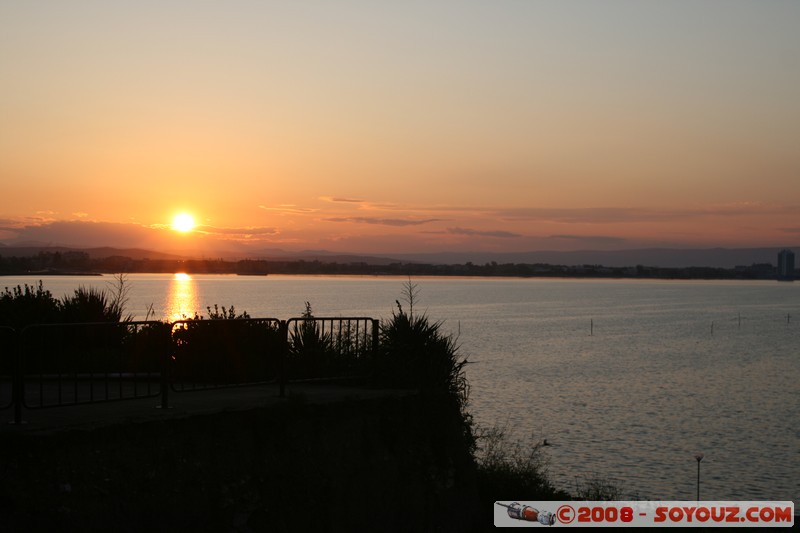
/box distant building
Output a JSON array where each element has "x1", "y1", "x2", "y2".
[{"x1": 777, "y1": 249, "x2": 795, "y2": 281}]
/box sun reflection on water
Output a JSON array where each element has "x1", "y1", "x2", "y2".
[{"x1": 167, "y1": 273, "x2": 199, "y2": 321}]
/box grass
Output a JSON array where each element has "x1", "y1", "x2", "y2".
[{"x1": 473, "y1": 423, "x2": 571, "y2": 501}]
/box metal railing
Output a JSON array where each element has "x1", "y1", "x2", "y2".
[
  {"x1": 20, "y1": 321, "x2": 168, "y2": 409},
  {"x1": 2, "y1": 316, "x2": 380, "y2": 424},
  {"x1": 170, "y1": 317, "x2": 282, "y2": 392},
  {"x1": 286, "y1": 316, "x2": 378, "y2": 382}
]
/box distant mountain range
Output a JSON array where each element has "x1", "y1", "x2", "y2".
[
  {"x1": 1, "y1": 243, "x2": 796, "y2": 269},
  {"x1": 0, "y1": 245, "x2": 185, "y2": 262}
]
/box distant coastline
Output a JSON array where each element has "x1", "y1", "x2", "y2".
[
  {"x1": 5, "y1": 269, "x2": 103, "y2": 277},
  {"x1": 0, "y1": 251, "x2": 794, "y2": 281}
]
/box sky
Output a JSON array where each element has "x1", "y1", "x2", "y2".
[{"x1": 1, "y1": 1, "x2": 799, "y2": 258}]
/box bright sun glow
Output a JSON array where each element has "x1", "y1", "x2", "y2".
[{"x1": 171, "y1": 213, "x2": 196, "y2": 233}]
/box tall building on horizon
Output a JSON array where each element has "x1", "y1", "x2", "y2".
[{"x1": 777, "y1": 249, "x2": 795, "y2": 281}]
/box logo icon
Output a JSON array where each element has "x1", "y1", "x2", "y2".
[{"x1": 496, "y1": 502, "x2": 556, "y2": 525}]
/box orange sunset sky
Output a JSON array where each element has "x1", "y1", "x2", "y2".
[{"x1": 1, "y1": 1, "x2": 799, "y2": 258}]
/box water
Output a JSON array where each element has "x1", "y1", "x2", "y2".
[{"x1": 2, "y1": 273, "x2": 798, "y2": 502}]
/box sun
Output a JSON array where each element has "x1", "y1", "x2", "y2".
[{"x1": 171, "y1": 213, "x2": 196, "y2": 233}]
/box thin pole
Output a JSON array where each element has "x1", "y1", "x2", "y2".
[
  {"x1": 694, "y1": 453, "x2": 704, "y2": 501},
  {"x1": 696, "y1": 460, "x2": 700, "y2": 501}
]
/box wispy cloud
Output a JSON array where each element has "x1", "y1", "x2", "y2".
[
  {"x1": 447, "y1": 227, "x2": 522, "y2": 238},
  {"x1": 319, "y1": 196, "x2": 365, "y2": 204},
  {"x1": 1, "y1": 220, "x2": 283, "y2": 249},
  {"x1": 324, "y1": 217, "x2": 443, "y2": 227},
  {"x1": 491, "y1": 204, "x2": 800, "y2": 224},
  {"x1": 4, "y1": 220, "x2": 158, "y2": 248},
  {"x1": 319, "y1": 197, "x2": 402, "y2": 212},
  {"x1": 0, "y1": 219, "x2": 23, "y2": 228},
  {"x1": 258, "y1": 205, "x2": 318, "y2": 214},
  {"x1": 492, "y1": 207, "x2": 682, "y2": 223},
  {"x1": 196, "y1": 225, "x2": 278, "y2": 237},
  {"x1": 26, "y1": 211, "x2": 59, "y2": 224},
  {"x1": 276, "y1": 198, "x2": 800, "y2": 229},
  {"x1": 546, "y1": 234, "x2": 628, "y2": 245}
]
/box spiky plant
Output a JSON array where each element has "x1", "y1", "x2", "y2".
[
  {"x1": 377, "y1": 280, "x2": 470, "y2": 412},
  {"x1": 287, "y1": 302, "x2": 335, "y2": 378},
  {"x1": 59, "y1": 286, "x2": 130, "y2": 323}
]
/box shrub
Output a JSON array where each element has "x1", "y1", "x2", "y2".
[
  {"x1": 0, "y1": 282, "x2": 60, "y2": 328},
  {"x1": 171, "y1": 305, "x2": 281, "y2": 385},
  {"x1": 373, "y1": 279, "x2": 476, "y2": 465},
  {"x1": 122, "y1": 320, "x2": 173, "y2": 374},
  {"x1": 59, "y1": 286, "x2": 130, "y2": 323},
  {"x1": 376, "y1": 280, "x2": 469, "y2": 411},
  {"x1": 2, "y1": 278, "x2": 144, "y2": 374},
  {"x1": 1, "y1": 276, "x2": 133, "y2": 328},
  {"x1": 287, "y1": 302, "x2": 336, "y2": 379},
  {"x1": 474, "y1": 424, "x2": 568, "y2": 501},
  {"x1": 571, "y1": 474, "x2": 627, "y2": 501},
  {"x1": 288, "y1": 302, "x2": 333, "y2": 355}
]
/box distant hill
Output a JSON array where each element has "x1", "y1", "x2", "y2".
[
  {"x1": 0, "y1": 246, "x2": 186, "y2": 261},
  {"x1": 247, "y1": 248, "x2": 405, "y2": 266}
]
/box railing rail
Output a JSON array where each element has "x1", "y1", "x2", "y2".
[{"x1": 2, "y1": 316, "x2": 380, "y2": 424}]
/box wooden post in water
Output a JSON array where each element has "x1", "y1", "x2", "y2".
[
  {"x1": 590, "y1": 319, "x2": 593, "y2": 336},
  {"x1": 738, "y1": 312, "x2": 741, "y2": 329},
  {"x1": 711, "y1": 321, "x2": 714, "y2": 336}
]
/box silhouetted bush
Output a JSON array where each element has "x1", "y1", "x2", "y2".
[
  {"x1": 59, "y1": 286, "x2": 129, "y2": 323},
  {"x1": 0, "y1": 323, "x2": 17, "y2": 376},
  {"x1": 0, "y1": 282, "x2": 60, "y2": 328},
  {"x1": 0, "y1": 277, "x2": 171, "y2": 379},
  {"x1": 474, "y1": 424, "x2": 569, "y2": 498},
  {"x1": 287, "y1": 302, "x2": 334, "y2": 379},
  {"x1": 376, "y1": 281, "x2": 469, "y2": 410},
  {"x1": 571, "y1": 474, "x2": 628, "y2": 501},
  {"x1": 372, "y1": 279, "x2": 476, "y2": 471},
  {"x1": 172, "y1": 306, "x2": 282, "y2": 385},
  {"x1": 1, "y1": 279, "x2": 131, "y2": 328},
  {"x1": 286, "y1": 302, "x2": 372, "y2": 380},
  {"x1": 122, "y1": 321, "x2": 173, "y2": 374}
]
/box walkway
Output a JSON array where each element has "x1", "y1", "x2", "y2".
[{"x1": 1, "y1": 382, "x2": 409, "y2": 435}]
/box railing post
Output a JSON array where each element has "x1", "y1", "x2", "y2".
[
  {"x1": 157, "y1": 324, "x2": 171, "y2": 410},
  {"x1": 159, "y1": 354, "x2": 170, "y2": 409},
  {"x1": 371, "y1": 319, "x2": 379, "y2": 357},
  {"x1": 12, "y1": 329, "x2": 23, "y2": 425},
  {"x1": 279, "y1": 320, "x2": 287, "y2": 398}
]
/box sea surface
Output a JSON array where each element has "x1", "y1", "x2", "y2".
[{"x1": 2, "y1": 273, "x2": 798, "y2": 503}]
